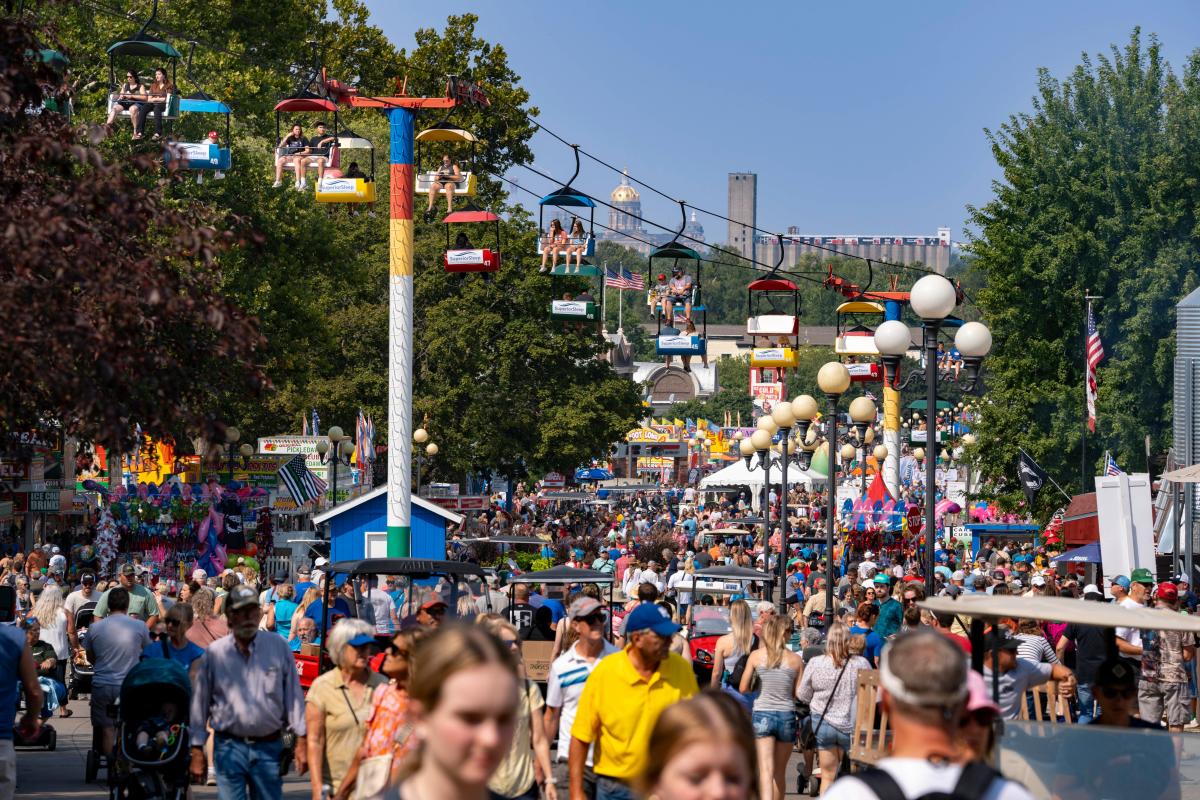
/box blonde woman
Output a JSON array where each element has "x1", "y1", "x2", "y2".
[
  {"x1": 33, "y1": 585, "x2": 72, "y2": 717},
  {"x1": 740, "y1": 615, "x2": 803, "y2": 800},
  {"x1": 307, "y1": 619, "x2": 386, "y2": 799},
  {"x1": 635, "y1": 690, "x2": 756, "y2": 800},
  {"x1": 477, "y1": 618, "x2": 557, "y2": 800},
  {"x1": 796, "y1": 621, "x2": 871, "y2": 793},
  {"x1": 387, "y1": 625, "x2": 521, "y2": 800},
  {"x1": 710, "y1": 600, "x2": 756, "y2": 704}
]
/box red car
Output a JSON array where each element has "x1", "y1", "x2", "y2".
[{"x1": 688, "y1": 607, "x2": 736, "y2": 685}]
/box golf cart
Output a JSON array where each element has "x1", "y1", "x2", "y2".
[
  {"x1": 679, "y1": 564, "x2": 771, "y2": 683},
  {"x1": 300, "y1": 558, "x2": 490, "y2": 688},
  {"x1": 504, "y1": 566, "x2": 616, "y2": 681}
]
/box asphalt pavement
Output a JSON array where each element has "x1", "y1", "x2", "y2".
[{"x1": 14, "y1": 697, "x2": 817, "y2": 799}]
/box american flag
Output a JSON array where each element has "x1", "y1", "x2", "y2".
[
  {"x1": 1086, "y1": 307, "x2": 1104, "y2": 432},
  {"x1": 1105, "y1": 452, "x2": 1125, "y2": 476},
  {"x1": 276, "y1": 454, "x2": 327, "y2": 505},
  {"x1": 605, "y1": 266, "x2": 644, "y2": 291}
]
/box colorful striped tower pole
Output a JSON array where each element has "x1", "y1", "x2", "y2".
[{"x1": 385, "y1": 107, "x2": 415, "y2": 557}]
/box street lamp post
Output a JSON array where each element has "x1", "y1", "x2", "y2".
[
  {"x1": 874, "y1": 275, "x2": 991, "y2": 597},
  {"x1": 316, "y1": 425, "x2": 354, "y2": 508},
  {"x1": 740, "y1": 426, "x2": 775, "y2": 598},
  {"x1": 771, "y1": 402, "x2": 797, "y2": 614},
  {"x1": 817, "y1": 362, "x2": 851, "y2": 623},
  {"x1": 412, "y1": 425, "x2": 438, "y2": 498},
  {"x1": 221, "y1": 427, "x2": 254, "y2": 483}
]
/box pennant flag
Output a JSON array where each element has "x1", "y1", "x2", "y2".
[
  {"x1": 277, "y1": 454, "x2": 327, "y2": 506},
  {"x1": 311, "y1": 408, "x2": 321, "y2": 437},
  {"x1": 674, "y1": 418, "x2": 685, "y2": 429},
  {"x1": 1105, "y1": 452, "x2": 1125, "y2": 477},
  {"x1": 1086, "y1": 307, "x2": 1104, "y2": 433},
  {"x1": 1017, "y1": 450, "x2": 1049, "y2": 507},
  {"x1": 301, "y1": 414, "x2": 309, "y2": 437}
]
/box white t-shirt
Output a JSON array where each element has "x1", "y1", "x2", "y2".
[
  {"x1": 666, "y1": 571, "x2": 694, "y2": 606},
  {"x1": 544, "y1": 641, "x2": 619, "y2": 763},
  {"x1": 64, "y1": 588, "x2": 96, "y2": 620},
  {"x1": 857, "y1": 561, "x2": 878, "y2": 580},
  {"x1": 824, "y1": 757, "x2": 1033, "y2": 800},
  {"x1": 365, "y1": 588, "x2": 394, "y2": 633},
  {"x1": 1116, "y1": 597, "x2": 1144, "y2": 659}
]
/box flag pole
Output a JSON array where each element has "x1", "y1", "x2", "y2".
[
  {"x1": 601, "y1": 260, "x2": 607, "y2": 334},
  {"x1": 1081, "y1": 294, "x2": 1090, "y2": 490},
  {"x1": 618, "y1": 264, "x2": 624, "y2": 334}
]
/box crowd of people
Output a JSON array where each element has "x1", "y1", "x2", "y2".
[{"x1": 0, "y1": 480, "x2": 1194, "y2": 800}]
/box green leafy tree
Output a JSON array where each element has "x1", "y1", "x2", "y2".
[{"x1": 968, "y1": 30, "x2": 1200, "y2": 514}]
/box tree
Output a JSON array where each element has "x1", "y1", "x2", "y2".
[
  {"x1": 967, "y1": 30, "x2": 1200, "y2": 513},
  {"x1": 0, "y1": 13, "x2": 265, "y2": 452}
]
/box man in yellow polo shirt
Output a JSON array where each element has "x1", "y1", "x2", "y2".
[{"x1": 569, "y1": 602, "x2": 698, "y2": 800}]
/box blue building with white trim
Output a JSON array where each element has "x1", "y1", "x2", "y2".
[{"x1": 312, "y1": 486, "x2": 464, "y2": 562}]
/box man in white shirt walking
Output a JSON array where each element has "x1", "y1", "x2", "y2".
[{"x1": 544, "y1": 598, "x2": 617, "y2": 800}]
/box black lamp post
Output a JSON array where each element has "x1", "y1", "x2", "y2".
[
  {"x1": 316, "y1": 425, "x2": 353, "y2": 508},
  {"x1": 816, "y1": 362, "x2": 851, "y2": 623},
  {"x1": 875, "y1": 275, "x2": 992, "y2": 598},
  {"x1": 221, "y1": 427, "x2": 254, "y2": 483},
  {"x1": 740, "y1": 427, "x2": 774, "y2": 599}
]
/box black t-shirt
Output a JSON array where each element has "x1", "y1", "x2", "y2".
[
  {"x1": 280, "y1": 134, "x2": 308, "y2": 153},
  {"x1": 507, "y1": 602, "x2": 535, "y2": 632},
  {"x1": 1062, "y1": 622, "x2": 1108, "y2": 684}
]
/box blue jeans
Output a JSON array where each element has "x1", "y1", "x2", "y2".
[
  {"x1": 753, "y1": 709, "x2": 798, "y2": 742},
  {"x1": 213, "y1": 734, "x2": 282, "y2": 800},
  {"x1": 1076, "y1": 682, "x2": 1097, "y2": 725},
  {"x1": 596, "y1": 775, "x2": 637, "y2": 800}
]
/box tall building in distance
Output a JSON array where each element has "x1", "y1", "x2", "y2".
[
  {"x1": 756, "y1": 228, "x2": 953, "y2": 273},
  {"x1": 727, "y1": 173, "x2": 757, "y2": 259}
]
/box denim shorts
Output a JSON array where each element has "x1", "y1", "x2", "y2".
[
  {"x1": 812, "y1": 715, "x2": 851, "y2": 750},
  {"x1": 752, "y1": 709, "x2": 797, "y2": 742}
]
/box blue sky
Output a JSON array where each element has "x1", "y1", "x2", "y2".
[{"x1": 363, "y1": 1, "x2": 1199, "y2": 243}]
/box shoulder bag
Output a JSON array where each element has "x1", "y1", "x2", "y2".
[{"x1": 798, "y1": 658, "x2": 849, "y2": 751}]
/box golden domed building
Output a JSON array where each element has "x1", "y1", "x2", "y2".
[
  {"x1": 598, "y1": 169, "x2": 705, "y2": 255},
  {"x1": 608, "y1": 170, "x2": 645, "y2": 235}
]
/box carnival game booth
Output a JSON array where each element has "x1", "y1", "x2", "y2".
[{"x1": 963, "y1": 523, "x2": 1040, "y2": 559}]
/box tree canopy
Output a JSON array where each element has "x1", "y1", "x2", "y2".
[
  {"x1": 968, "y1": 30, "x2": 1200, "y2": 512},
  {"x1": 23, "y1": 1, "x2": 643, "y2": 478}
]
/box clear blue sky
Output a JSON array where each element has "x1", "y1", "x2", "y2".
[{"x1": 363, "y1": 1, "x2": 1199, "y2": 243}]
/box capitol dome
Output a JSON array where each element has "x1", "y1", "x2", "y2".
[{"x1": 611, "y1": 169, "x2": 640, "y2": 203}]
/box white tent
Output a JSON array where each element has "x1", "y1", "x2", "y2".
[{"x1": 698, "y1": 454, "x2": 822, "y2": 506}]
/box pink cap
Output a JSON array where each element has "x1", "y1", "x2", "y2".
[{"x1": 965, "y1": 671, "x2": 999, "y2": 715}]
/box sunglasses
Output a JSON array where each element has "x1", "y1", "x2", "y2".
[
  {"x1": 386, "y1": 644, "x2": 410, "y2": 657},
  {"x1": 423, "y1": 606, "x2": 447, "y2": 616},
  {"x1": 577, "y1": 612, "x2": 605, "y2": 626},
  {"x1": 502, "y1": 638, "x2": 521, "y2": 650},
  {"x1": 165, "y1": 619, "x2": 181, "y2": 627},
  {"x1": 1098, "y1": 686, "x2": 1136, "y2": 700}
]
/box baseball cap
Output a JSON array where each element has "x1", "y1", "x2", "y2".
[
  {"x1": 983, "y1": 630, "x2": 1021, "y2": 651},
  {"x1": 272, "y1": 568, "x2": 289, "y2": 583},
  {"x1": 420, "y1": 592, "x2": 447, "y2": 611},
  {"x1": 1130, "y1": 568, "x2": 1155, "y2": 585},
  {"x1": 1083, "y1": 583, "x2": 1104, "y2": 600},
  {"x1": 1096, "y1": 658, "x2": 1137, "y2": 689},
  {"x1": 191, "y1": 568, "x2": 207, "y2": 582},
  {"x1": 568, "y1": 597, "x2": 602, "y2": 619},
  {"x1": 80, "y1": 571, "x2": 95, "y2": 584},
  {"x1": 1031, "y1": 575, "x2": 1046, "y2": 587},
  {"x1": 965, "y1": 671, "x2": 1000, "y2": 715},
  {"x1": 314, "y1": 557, "x2": 329, "y2": 568},
  {"x1": 297, "y1": 566, "x2": 311, "y2": 577},
  {"x1": 1010, "y1": 579, "x2": 1022, "y2": 589},
  {"x1": 119, "y1": 563, "x2": 136, "y2": 577},
  {"x1": 873, "y1": 573, "x2": 890, "y2": 586},
  {"x1": 225, "y1": 584, "x2": 258, "y2": 612},
  {"x1": 864, "y1": 550, "x2": 875, "y2": 559},
  {"x1": 1111, "y1": 575, "x2": 1130, "y2": 590},
  {"x1": 1157, "y1": 581, "x2": 1179, "y2": 602},
  {"x1": 951, "y1": 570, "x2": 965, "y2": 581},
  {"x1": 1176, "y1": 573, "x2": 1190, "y2": 584},
  {"x1": 346, "y1": 633, "x2": 377, "y2": 648},
  {"x1": 624, "y1": 602, "x2": 681, "y2": 636}
]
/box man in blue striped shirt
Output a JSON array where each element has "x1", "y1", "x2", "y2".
[{"x1": 543, "y1": 597, "x2": 618, "y2": 800}]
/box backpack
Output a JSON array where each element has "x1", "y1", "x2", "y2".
[
  {"x1": 725, "y1": 634, "x2": 759, "y2": 689},
  {"x1": 853, "y1": 761, "x2": 1001, "y2": 800}
]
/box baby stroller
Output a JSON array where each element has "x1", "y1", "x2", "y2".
[
  {"x1": 68, "y1": 601, "x2": 97, "y2": 700},
  {"x1": 108, "y1": 659, "x2": 191, "y2": 800}
]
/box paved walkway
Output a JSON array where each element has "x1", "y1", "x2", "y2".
[
  {"x1": 15, "y1": 699, "x2": 819, "y2": 798},
  {"x1": 15, "y1": 701, "x2": 310, "y2": 798}
]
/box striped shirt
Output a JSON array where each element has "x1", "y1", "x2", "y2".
[
  {"x1": 752, "y1": 664, "x2": 799, "y2": 713},
  {"x1": 545, "y1": 640, "x2": 619, "y2": 762},
  {"x1": 1015, "y1": 633, "x2": 1058, "y2": 666}
]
